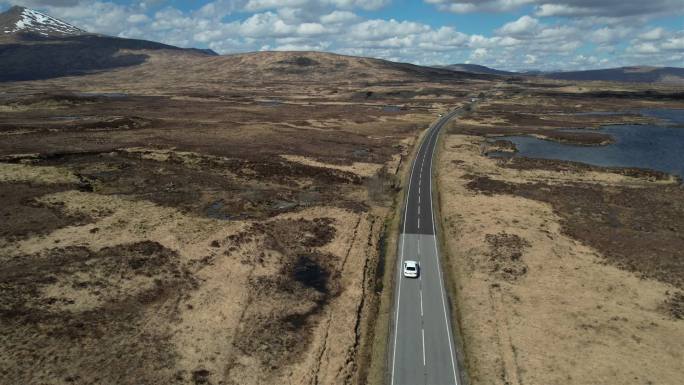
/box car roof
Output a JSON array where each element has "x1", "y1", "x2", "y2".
[{"x1": 404, "y1": 260, "x2": 418, "y2": 267}]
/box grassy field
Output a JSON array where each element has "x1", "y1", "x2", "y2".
[
  {"x1": 436, "y1": 85, "x2": 684, "y2": 385},
  {"x1": 0, "y1": 51, "x2": 484, "y2": 385},
  {"x1": 4, "y1": 47, "x2": 682, "y2": 385}
]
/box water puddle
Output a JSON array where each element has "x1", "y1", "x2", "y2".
[
  {"x1": 205, "y1": 201, "x2": 232, "y2": 220},
  {"x1": 382, "y1": 105, "x2": 401, "y2": 112},
  {"x1": 50, "y1": 116, "x2": 82, "y2": 120},
  {"x1": 573, "y1": 111, "x2": 629, "y2": 116},
  {"x1": 271, "y1": 200, "x2": 297, "y2": 211}
]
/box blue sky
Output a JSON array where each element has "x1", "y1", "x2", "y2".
[{"x1": 2, "y1": 0, "x2": 683, "y2": 70}]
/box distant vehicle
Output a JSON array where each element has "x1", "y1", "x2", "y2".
[
  {"x1": 403, "y1": 260, "x2": 419, "y2": 278},
  {"x1": 471, "y1": 98, "x2": 478, "y2": 102},
  {"x1": 438, "y1": 113, "x2": 443, "y2": 117}
]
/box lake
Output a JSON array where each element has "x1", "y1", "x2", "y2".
[{"x1": 491, "y1": 109, "x2": 684, "y2": 179}]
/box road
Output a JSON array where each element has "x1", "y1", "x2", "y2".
[{"x1": 390, "y1": 108, "x2": 462, "y2": 385}]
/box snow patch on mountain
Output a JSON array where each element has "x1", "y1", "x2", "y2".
[{"x1": 4, "y1": 7, "x2": 85, "y2": 36}]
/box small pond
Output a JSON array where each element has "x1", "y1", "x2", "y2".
[
  {"x1": 205, "y1": 201, "x2": 232, "y2": 220},
  {"x1": 382, "y1": 105, "x2": 401, "y2": 112}
]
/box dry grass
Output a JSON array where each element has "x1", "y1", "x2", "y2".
[
  {"x1": 436, "y1": 134, "x2": 684, "y2": 385},
  {"x1": 0, "y1": 50, "x2": 486, "y2": 385},
  {"x1": 281, "y1": 154, "x2": 383, "y2": 178},
  {"x1": 0, "y1": 165, "x2": 384, "y2": 384},
  {"x1": 0, "y1": 162, "x2": 79, "y2": 184}
]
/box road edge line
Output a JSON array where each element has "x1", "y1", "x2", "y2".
[{"x1": 430, "y1": 109, "x2": 471, "y2": 385}]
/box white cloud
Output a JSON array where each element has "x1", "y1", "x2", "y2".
[
  {"x1": 194, "y1": 0, "x2": 246, "y2": 19},
  {"x1": 34, "y1": 1, "x2": 130, "y2": 34},
  {"x1": 348, "y1": 19, "x2": 429, "y2": 41},
  {"x1": 418, "y1": 26, "x2": 468, "y2": 47},
  {"x1": 589, "y1": 26, "x2": 631, "y2": 45},
  {"x1": 274, "y1": 41, "x2": 331, "y2": 51},
  {"x1": 0, "y1": 0, "x2": 80, "y2": 7},
  {"x1": 533, "y1": 1, "x2": 683, "y2": 18},
  {"x1": 150, "y1": 7, "x2": 195, "y2": 31},
  {"x1": 496, "y1": 15, "x2": 539, "y2": 36},
  {"x1": 297, "y1": 22, "x2": 328, "y2": 36},
  {"x1": 662, "y1": 35, "x2": 684, "y2": 51},
  {"x1": 320, "y1": 10, "x2": 358, "y2": 24},
  {"x1": 245, "y1": 0, "x2": 389, "y2": 12},
  {"x1": 426, "y1": 0, "x2": 534, "y2": 14},
  {"x1": 127, "y1": 13, "x2": 149, "y2": 24},
  {"x1": 426, "y1": 0, "x2": 684, "y2": 19},
  {"x1": 240, "y1": 12, "x2": 296, "y2": 37},
  {"x1": 625, "y1": 30, "x2": 684, "y2": 59},
  {"x1": 328, "y1": 0, "x2": 389, "y2": 10},
  {"x1": 470, "y1": 47, "x2": 488, "y2": 60},
  {"x1": 629, "y1": 42, "x2": 660, "y2": 54},
  {"x1": 535, "y1": 4, "x2": 588, "y2": 17},
  {"x1": 639, "y1": 27, "x2": 665, "y2": 41}
]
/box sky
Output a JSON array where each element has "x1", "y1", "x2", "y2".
[{"x1": 1, "y1": 0, "x2": 683, "y2": 71}]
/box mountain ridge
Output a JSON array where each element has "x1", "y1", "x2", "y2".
[
  {"x1": 545, "y1": 66, "x2": 684, "y2": 84},
  {"x1": 441, "y1": 63, "x2": 684, "y2": 84},
  {"x1": 439, "y1": 63, "x2": 518, "y2": 76},
  {"x1": 1, "y1": 6, "x2": 86, "y2": 37}
]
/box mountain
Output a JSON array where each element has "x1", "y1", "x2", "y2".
[
  {"x1": 0, "y1": 5, "x2": 218, "y2": 82},
  {"x1": 0, "y1": 5, "x2": 85, "y2": 37},
  {"x1": 545, "y1": 66, "x2": 684, "y2": 84},
  {"x1": 440, "y1": 64, "x2": 518, "y2": 76}
]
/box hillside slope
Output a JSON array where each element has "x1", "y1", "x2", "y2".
[{"x1": 0, "y1": 6, "x2": 217, "y2": 81}]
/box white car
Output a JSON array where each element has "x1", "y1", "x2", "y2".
[{"x1": 403, "y1": 260, "x2": 419, "y2": 278}]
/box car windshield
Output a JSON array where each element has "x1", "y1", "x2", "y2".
[{"x1": 406, "y1": 266, "x2": 415, "y2": 271}]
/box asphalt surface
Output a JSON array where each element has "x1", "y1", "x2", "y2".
[{"x1": 391, "y1": 109, "x2": 462, "y2": 385}]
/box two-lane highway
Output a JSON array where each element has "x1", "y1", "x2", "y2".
[{"x1": 390, "y1": 109, "x2": 462, "y2": 385}]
